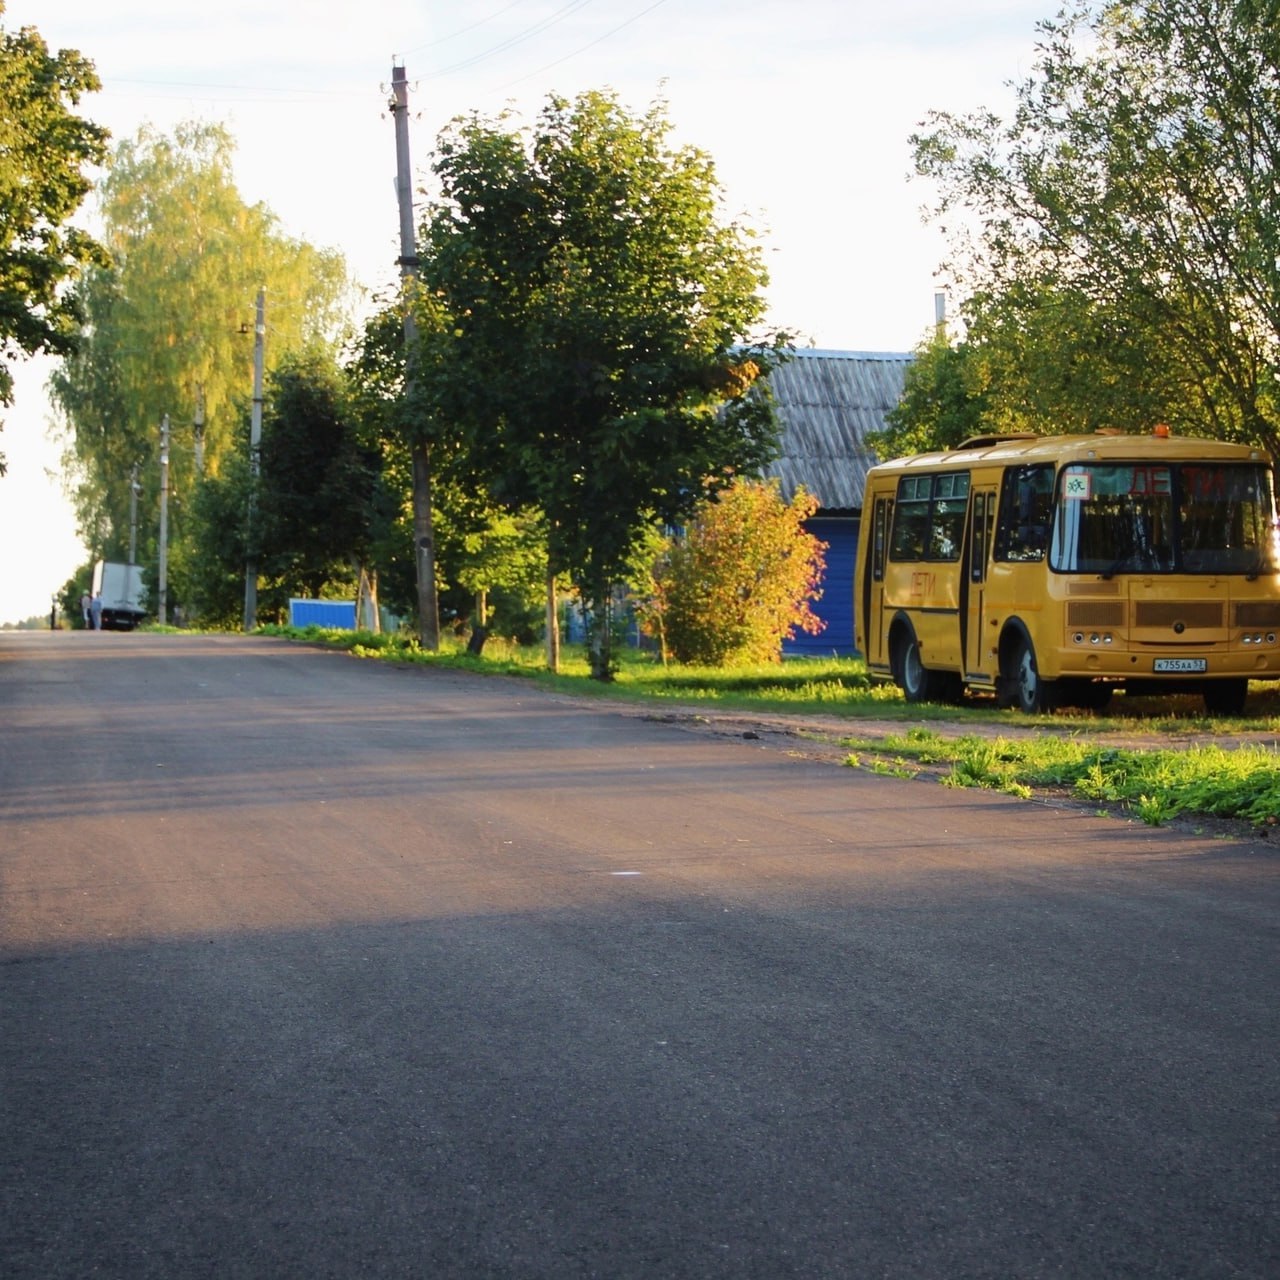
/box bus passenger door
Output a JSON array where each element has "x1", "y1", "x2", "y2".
[
  {"x1": 965, "y1": 488, "x2": 997, "y2": 680},
  {"x1": 860, "y1": 496, "x2": 892, "y2": 671}
]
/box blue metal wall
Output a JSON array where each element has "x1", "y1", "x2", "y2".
[
  {"x1": 289, "y1": 599, "x2": 357, "y2": 629},
  {"x1": 783, "y1": 516, "x2": 859, "y2": 657}
]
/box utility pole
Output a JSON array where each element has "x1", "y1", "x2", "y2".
[
  {"x1": 158, "y1": 415, "x2": 170, "y2": 625},
  {"x1": 193, "y1": 386, "x2": 206, "y2": 476},
  {"x1": 391, "y1": 63, "x2": 440, "y2": 650},
  {"x1": 128, "y1": 462, "x2": 140, "y2": 565},
  {"x1": 243, "y1": 287, "x2": 265, "y2": 632}
]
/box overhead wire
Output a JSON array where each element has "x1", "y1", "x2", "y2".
[
  {"x1": 424, "y1": 0, "x2": 597, "y2": 77},
  {"x1": 394, "y1": 0, "x2": 529, "y2": 55},
  {"x1": 488, "y1": 0, "x2": 673, "y2": 91},
  {"x1": 98, "y1": 0, "x2": 672, "y2": 108}
]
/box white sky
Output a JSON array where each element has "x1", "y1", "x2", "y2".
[{"x1": 0, "y1": 0, "x2": 1050, "y2": 623}]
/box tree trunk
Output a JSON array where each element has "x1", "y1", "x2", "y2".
[
  {"x1": 411, "y1": 440, "x2": 440, "y2": 650},
  {"x1": 583, "y1": 576, "x2": 615, "y2": 682},
  {"x1": 467, "y1": 588, "x2": 488, "y2": 655},
  {"x1": 545, "y1": 571, "x2": 560, "y2": 673},
  {"x1": 356, "y1": 562, "x2": 380, "y2": 634}
]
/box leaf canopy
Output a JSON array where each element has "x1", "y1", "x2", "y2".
[
  {"x1": 416, "y1": 90, "x2": 788, "y2": 675},
  {"x1": 0, "y1": 6, "x2": 107, "y2": 468},
  {"x1": 912, "y1": 0, "x2": 1280, "y2": 456}
]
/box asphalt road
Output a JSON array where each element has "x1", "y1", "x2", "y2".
[{"x1": 1, "y1": 631, "x2": 1276, "y2": 1278}]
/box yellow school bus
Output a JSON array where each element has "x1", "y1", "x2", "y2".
[{"x1": 854, "y1": 429, "x2": 1280, "y2": 713}]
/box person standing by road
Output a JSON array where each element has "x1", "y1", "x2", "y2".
[
  {"x1": 80, "y1": 592, "x2": 92, "y2": 629},
  {"x1": 89, "y1": 593, "x2": 103, "y2": 631}
]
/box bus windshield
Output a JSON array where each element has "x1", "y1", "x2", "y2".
[{"x1": 1049, "y1": 462, "x2": 1279, "y2": 576}]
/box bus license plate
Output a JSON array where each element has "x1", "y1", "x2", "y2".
[{"x1": 1153, "y1": 658, "x2": 1207, "y2": 673}]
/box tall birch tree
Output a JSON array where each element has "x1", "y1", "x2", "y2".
[{"x1": 51, "y1": 121, "x2": 351, "y2": 567}]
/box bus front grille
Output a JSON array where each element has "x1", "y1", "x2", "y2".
[
  {"x1": 1134, "y1": 601, "x2": 1224, "y2": 628},
  {"x1": 1235, "y1": 601, "x2": 1280, "y2": 627},
  {"x1": 1066, "y1": 602, "x2": 1126, "y2": 627}
]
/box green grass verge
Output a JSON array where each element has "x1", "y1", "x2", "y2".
[
  {"x1": 256, "y1": 624, "x2": 1280, "y2": 832},
  {"x1": 840, "y1": 726, "x2": 1280, "y2": 830}
]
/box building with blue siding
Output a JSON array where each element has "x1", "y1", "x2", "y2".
[{"x1": 761, "y1": 349, "x2": 913, "y2": 656}]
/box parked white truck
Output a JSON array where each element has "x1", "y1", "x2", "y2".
[{"x1": 92, "y1": 561, "x2": 148, "y2": 630}]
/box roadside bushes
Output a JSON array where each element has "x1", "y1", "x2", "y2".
[{"x1": 639, "y1": 478, "x2": 827, "y2": 666}]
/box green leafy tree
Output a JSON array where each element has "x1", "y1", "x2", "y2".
[
  {"x1": 419, "y1": 90, "x2": 789, "y2": 679},
  {"x1": 183, "y1": 449, "x2": 250, "y2": 626},
  {"x1": 879, "y1": 289, "x2": 1198, "y2": 457},
  {"x1": 345, "y1": 302, "x2": 548, "y2": 637},
  {"x1": 872, "y1": 331, "x2": 992, "y2": 459},
  {"x1": 912, "y1": 0, "x2": 1280, "y2": 456},
  {"x1": 255, "y1": 350, "x2": 389, "y2": 604},
  {"x1": 51, "y1": 121, "x2": 352, "y2": 578},
  {"x1": 185, "y1": 349, "x2": 389, "y2": 624},
  {"x1": 445, "y1": 503, "x2": 552, "y2": 642},
  {"x1": 0, "y1": 5, "x2": 107, "y2": 473},
  {"x1": 640, "y1": 479, "x2": 826, "y2": 666}
]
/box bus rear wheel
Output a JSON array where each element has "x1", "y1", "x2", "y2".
[
  {"x1": 1203, "y1": 679, "x2": 1248, "y2": 716},
  {"x1": 893, "y1": 629, "x2": 941, "y2": 704}
]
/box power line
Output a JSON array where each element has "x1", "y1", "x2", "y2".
[
  {"x1": 98, "y1": 0, "x2": 673, "y2": 111},
  {"x1": 105, "y1": 77, "x2": 375, "y2": 103},
  {"x1": 395, "y1": 0, "x2": 528, "y2": 56},
  {"x1": 426, "y1": 0, "x2": 597, "y2": 77},
  {"x1": 489, "y1": 0, "x2": 673, "y2": 92}
]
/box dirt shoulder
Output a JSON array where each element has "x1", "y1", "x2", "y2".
[{"x1": 627, "y1": 703, "x2": 1279, "y2": 845}]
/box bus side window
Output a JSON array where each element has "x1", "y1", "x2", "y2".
[
  {"x1": 890, "y1": 472, "x2": 969, "y2": 562},
  {"x1": 928, "y1": 472, "x2": 970, "y2": 561},
  {"x1": 996, "y1": 464, "x2": 1054, "y2": 562},
  {"x1": 890, "y1": 475, "x2": 929, "y2": 560}
]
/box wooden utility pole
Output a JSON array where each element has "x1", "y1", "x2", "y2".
[
  {"x1": 158, "y1": 415, "x2": 170, "y2": 625},
  {"x1": 193, "y1": 386, "x2": 206, "y2": 476},
  {"x1": 391, "y1": 63, "x2": 440, "y2": 650},
  {"x1": 243, "y1": 287, "x2": 265, "y2": 632},
  {"x1": 128, "y1": 462, "x2": 140, "y2": 566}
]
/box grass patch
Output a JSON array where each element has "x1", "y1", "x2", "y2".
[{"x1": 841, "y1": 730, "x2": 1280, "y2": 830}]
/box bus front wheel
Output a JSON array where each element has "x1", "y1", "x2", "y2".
[
  {"x1": 1203, "y1": 679, "x2": 1248, "y2": 716},
  {"x1": 1005, "y1": 636, "x2": 1054, "y2": 714}
]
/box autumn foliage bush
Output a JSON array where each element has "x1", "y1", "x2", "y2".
[{"x1": 640, "y1": 479, "x2": 827, "y2": 665}]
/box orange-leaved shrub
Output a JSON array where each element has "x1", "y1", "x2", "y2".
[{"x1": 640, "y1": 478, "x2": 827, "y2": 665}]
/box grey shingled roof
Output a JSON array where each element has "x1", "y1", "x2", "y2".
[{"x1": 762, "y1": 348, "x2": 912, "y2": 512}]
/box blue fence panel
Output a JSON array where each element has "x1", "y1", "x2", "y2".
[{"x1": 289, "y1": 599, "x2": 357, "y2": 630}]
